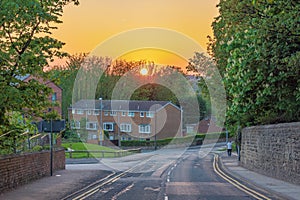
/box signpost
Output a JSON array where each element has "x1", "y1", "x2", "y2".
[{"x1": 40, "y1": 120, "x2": 65, "y2": 176}]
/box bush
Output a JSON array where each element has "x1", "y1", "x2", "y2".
[
  {"x1": 121, "y1": 132, "x2": 226, "y2": 147},
  {"x1": 31, "y1": 145, "x2": 43, "y2": 152}
]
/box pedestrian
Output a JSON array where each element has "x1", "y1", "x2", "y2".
[{"x1": 227, "y1": 141, "x2": 232, "y2": 156}]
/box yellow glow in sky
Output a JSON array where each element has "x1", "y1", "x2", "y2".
[{"x1": 52, "y1": 0, "x2": 219, "y2": 67}]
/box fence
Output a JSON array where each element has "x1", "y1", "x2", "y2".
[{"x1": 65, "y1": 148, "x2": 141, "y2": 158}]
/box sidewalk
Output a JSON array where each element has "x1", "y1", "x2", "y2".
[
  {"x1": 219, "y1": 152, "x2": 300, "y2": 200},
  {"x1": 0, "y1": 170, "x2": 112, "y2": 200}
]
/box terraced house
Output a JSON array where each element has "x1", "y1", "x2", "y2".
[{"x1": 69, "y1": 99, "x2": 182, "y2": 145}]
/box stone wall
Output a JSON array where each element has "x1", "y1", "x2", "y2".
[
  {"x1": 0, "y1": 149, "x2": 65, "y2": 193},
  {"x1": 241, "y1": 122, "x2": 300, "y2": 185}
]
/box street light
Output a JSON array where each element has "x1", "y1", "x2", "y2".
[{"x1": 99, "y1": 98, "x2": 103, "y2": 146}]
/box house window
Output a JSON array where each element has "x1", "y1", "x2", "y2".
[
  {"x1": 103, "y1": 122, "x2": 114, "y2": 131},
  {"x1": 128, "y1": 112, "x2": 135, "y2": 117},
  {"x1": 71, "y1": 121, "x2": 80, "y2": 129},
  {"x1": 122, "y1": 112, "x2": 126, "y2": 116},
  {"x1": 86, "y1": 122, "x2": 97, "y2": 130},
  {"x1": 92, "y1": 134, "x2": 97, "y2": 140},
  {"x1": 51, "y1": 93, "x2": 57, "y2": 102},
  {"x1": 72, "y1": 109, "x2": 75, "y2": 114},
  {"x1": 87, "y1": 110, "x2": 92, "y2": 115},
  {"x1": 110, "y1": 111, "x2": 117, "y2": 116},
  {"x1": 93, "y1": 110, "x2": 100, "y2": 115},
  {"x1": 146, "y1": 112, "x2": 154, "y2": 118},
  {"x1": 104, "y1": 111, "x2": 109, "y2": 116},
  {"x1": 186, "y1": 125, "x2": 195, "y2": 134},
  {"x1": 76, "y1": 109, "x2": 84, "y2": 114},
  {"x1": 120, "y1": 123, "x2": 132, "y2": 133},
  {"x1": 140, "y1": 112, "x2": 144, "y2": 117},
  {"x1": 139, "y1": 124, "x2": 151, "y2": 134}
]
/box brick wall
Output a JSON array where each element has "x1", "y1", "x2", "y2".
[
  {"x1": 240, "y1": 122, "x2": 300, "y2": 185},
  {"x1": 0, "y1": 149, "x2": 65, "y2": 193}
]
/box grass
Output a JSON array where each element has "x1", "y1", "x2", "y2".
[{"x1": 62, "y1": 142, "x2": 120, "y2": 159}]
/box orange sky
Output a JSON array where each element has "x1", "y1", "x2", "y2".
[{"x1": 52, "y1": 0, "x2": 219, "y2": 68}]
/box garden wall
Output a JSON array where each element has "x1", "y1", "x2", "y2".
[
  {"x1": 0, "y1": 149, "x2": 65, "y2": 193},
  {"x1": 241, "y1": 122, "x2": 300, "y2": 185}
]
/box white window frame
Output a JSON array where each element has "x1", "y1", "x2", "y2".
[
  {"x1": 110, "y1": 111, "x2": 117, "y2": 116},
  {"x1": 87, "y1": 110, "x2": 92, "y2": 115},
  {"x1": 103, "y1": 122, "x2": 114, "y2": 131},
  {"x1": 71, "y1": 121, "x2": 80, "y2": 129},
  {"x1": 146, "y1": 112, "x2": 154, "y2": 118},
  {"x1": 76, "y1": 109, "x2": 84, "y2": 115},
  {"x1": 120, "y1": 123, "x2": 132, "y2": 133},
  {"x1": 93, "y1": 110, "x2": 100, "y2": 115},
  {"x1": 139, "y1": 124, "x2": 151, "y2": 134},
  {"x1": 122, "y1": 112, "x2": 126, "y2": 116},
  {"x1": 104, "y1": 111, "x2": 109, "y2": 116},
  {"x1": 128, "y1": 111, "x2": 135, "y2": 117},
  {"x1": 86, "y1": 122, "x2": 97, "y2": 130},
  {"x1": 140, "y1": 112, "x2": 144, "y2": 117},
  {"x1": 92, "y1": 134, "x2": 97, "y2": 140},
  {"x1": 72, "y1": 109, "x2": 75, "y2": 114}
]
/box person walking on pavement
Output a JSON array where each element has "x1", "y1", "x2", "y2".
[{"x1": 227, "y1": 141, "x2": 232, "y2": 156}]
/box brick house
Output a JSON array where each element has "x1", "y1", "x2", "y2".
[
  {"x1": 19, "y1": 74, "x2": 63, "y2": 118},
  {"x1": 68, "y1": 99, "x2": 182, "y2": 144}
]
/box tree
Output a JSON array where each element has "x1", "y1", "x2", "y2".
[
  {"x1": 209, "y1": 0, "x2": 300, "y2": 131},
  {"x1": 0, "y1": 0, "x2": 79, "y2": 133},
  {"x1": 187, "y1": 52, "x2": 225, "y2": 125},
  {"x1": 51, "y1": 53, "x2": 88, "y2": 118}
]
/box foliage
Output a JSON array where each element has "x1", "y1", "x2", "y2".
[
  {"x1": 186, "y1": 52, "x2": 225, "y2": 125},
  {"x1": 131, "y1": 83, "x2": 179, "y2": 104},
  {"x1": 209, "y1": 0, "x2": 300, "y2": 132},
  {"x1": 52, "y1": 56, "x2": 193, "y2": 120},
  {"x1": 0, "y1": 112, "x2": 38, "y2": 154},
  {"x1": 0, "y1": 0, "x2": 79, "y2": 133},
  {"x1": 121, "y1": 132, "x2": 226, "y2": 147}
]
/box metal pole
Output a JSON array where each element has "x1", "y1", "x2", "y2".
[
  {"x1": 50, "y1": 119, "x2": 53, "y2": 176},
  {"x1": 226, "y1": 129, "x2": 228, "y2": 143},
  {"x1": 154, "y1": 105, "x2": 157, "y2": 150},
  {"x1": 180, "y1": 107, "x2": 183, "y2": 137},
  {"x1": 118, "y1": 112, "x2": 121, "y2": 147},
  {"x1": 99, "y1": 98, "x2": 103, "y2": 146}
]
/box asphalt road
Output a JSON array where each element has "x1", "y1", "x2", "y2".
[
  {"x1": 164, "y1": 150, "x2": 255, "y2": 200},
  {"x1": 64, "y1": 147, "x2": 270, "y2": 200}
]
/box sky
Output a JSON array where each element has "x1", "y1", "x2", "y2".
[{"x1": 52, "y1": 0, "x2": 220, "y2": 68}]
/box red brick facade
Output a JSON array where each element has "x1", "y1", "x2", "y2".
[
  {"x1": 23, "y1": 75, "x2": 63, "y2": 118},
  {"x1": 69, "y1": 100, "x2": 182, "y2": 144}
]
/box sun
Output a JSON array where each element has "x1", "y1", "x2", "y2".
[{"x1": 140, "y1": 68, "x2": 148, "y2": 76}]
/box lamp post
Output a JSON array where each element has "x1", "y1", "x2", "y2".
[
  {"x1": 99, "y1": 98, "x2": 103, "y2": 146},
  {"x1": 50, "y1": 118, "x2": 53, "y2": 176}
]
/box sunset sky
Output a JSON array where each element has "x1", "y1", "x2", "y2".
[{"x1": 52, "y1": 0, "x2": 220, "y2": 68}]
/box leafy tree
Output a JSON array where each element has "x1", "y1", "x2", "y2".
[
  {"x1": 209, "y1": 0, "x2": 300, "y2": 131},
  {"x1": 0, "y1": 0, "x2": 79, "y2": 134},
  {"x1": 51, "y1": 53, "x2": 87, "y2": 118},
  {"x1": 0, "y1": 112, "x2": 38, "y2": 154},
  {"x1": 187, "y1": 52, "x2": 225, "y2": 125}
]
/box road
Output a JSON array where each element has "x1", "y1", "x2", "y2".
[{"x1": 64, "y1": 146, "x2": 274, "y2": 200}]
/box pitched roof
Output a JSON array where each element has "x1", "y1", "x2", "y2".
[{"x1": 71, "y1": 99, "x2": 179, "y2": 112}]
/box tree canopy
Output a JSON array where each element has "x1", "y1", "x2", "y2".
[
  {"x1": 209, "y1": 0, "x2": 300, "y2": 130},
  {"x1": 0, "y1": 0, "x2": 79, "y2": 133}
]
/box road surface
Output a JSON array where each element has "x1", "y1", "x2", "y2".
[{"x1": 64, "y1": 145, "x2": 276, "y2": 200}]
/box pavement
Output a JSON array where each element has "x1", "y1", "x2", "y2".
[
  {"x1": 1, "y1": 148, "x2": 300, "y2": 200},
  {"x1": 219, "y1": 152, "x2": 300, "y2": 200}
]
